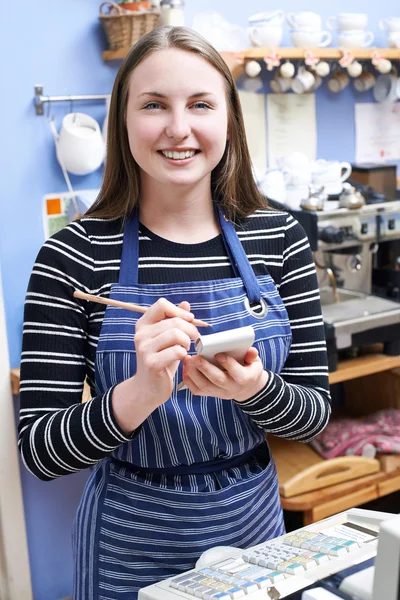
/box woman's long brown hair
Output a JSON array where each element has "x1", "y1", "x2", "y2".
[{"x1": 86, "y1": 26, "x2": 267, "y2": 222}]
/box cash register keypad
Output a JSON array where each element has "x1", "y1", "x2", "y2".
[{"x1": 168, "y1": 531, "x2": 360, "y2": 599}]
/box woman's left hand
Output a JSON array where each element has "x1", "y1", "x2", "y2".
[{"x1": 182, "y1": 347, "x2": 268, "y2": 402}]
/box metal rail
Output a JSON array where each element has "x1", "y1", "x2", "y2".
[{"x1": 34, "y1": 85, "x2": 110, "y2": 115}]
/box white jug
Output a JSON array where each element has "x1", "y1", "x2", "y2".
[{"x1": 56, "y1": 113, "x2": 105, "y2": 176}]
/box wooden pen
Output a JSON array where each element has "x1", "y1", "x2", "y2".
[{"x1": 73, "y1": 290, "x2": 211, "y2": 328}]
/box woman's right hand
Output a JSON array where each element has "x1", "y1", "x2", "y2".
[{"x1": 112, "y1": 298, "x2": 199, "y2": 434}]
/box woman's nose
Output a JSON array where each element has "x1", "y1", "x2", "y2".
[{"x1": 165, "y1": 111, "x2": 191, "y2": 140}]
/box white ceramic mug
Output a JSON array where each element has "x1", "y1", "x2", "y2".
[
  {"x1": 285, "y1": 186, "x2": 310, "y2": 210},
  {"x1": 327, "y1": 13, "x2": 368, "y2": 31},
  {"x1": 245, "y1": 60, "x2": 262, "y2": 78},
  {"x1": 241, "y1": 76, "x2": 264, "y2": 93},
  {"x1": 327, "y1": 71, "x2": 350, "y2": 93},
  {"x1": 315, "y1": 61, "x2": 330, "y2": 77},
  {"x1": 291, "y1": 30, "x2": 332, "y2": 48},
  {"x1": 259, "y1": 168, "x2": 289, "y2": 203},
  {"x1": 247, "y1": 25, "x2": 283, "y2": 47},
  {"x1": 312, "y1": 160, "x2": 352, "y2": 184},
  {"x1": 57, "y1": 113, "x2": 105, "y2": 176},
  {"x1": 388, "y1": 32, "x2": 400, "y2": 48},
  {"x1": 373, "y1": 73, "x2": 399, "y2": 103},
  {"x1": 379, "y1": 17, "x2": 400, "y2": 32},
  {"x1": 248, "y1": 10, "x2": 285, "y2": 26},
  {"x1": 338, "y1": 30, "x2": 374, "y2": 48},
  {"x1": 287, "y1": 11, "x2": 322, "y2": 30},
  {"x1": 353, "y1": 70, "x2": 376, "y2": 92},
  {"x1": 310, "y1": 74, "x2": 323, "y2": 92},
  {"x1": 287, "y1": 170, "x2": 312, "y2": 187},
  {"x1": 291, "y1": 67, "x2": 316, "y2": 94},
  {"x1": 270, "y1": 75, "x2": 292, "y2": 93},
  {"x1": 376, "y1": 59, "x2": 393, "y2": 74},
  {"x1": 347, "y1": 61, "x2": 363, "y2": 78},
  {"x1": 280, "y1": 61, "x2": 295, "y2": 78},
  {"x1": 278, "y1": 151, "x2": 310, "y2": 172}
]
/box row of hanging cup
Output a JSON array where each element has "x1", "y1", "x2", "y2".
[
  {"x1": 246, "y1": 11, "x2": 400, "y2": 49},
  {"x1": 244, "y1": 58, "x2": 398, "y2": 96}
]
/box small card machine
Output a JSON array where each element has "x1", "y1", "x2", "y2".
[
  {"x1": 177, "y1": 326, "x2": 255, "y2": 390},
  {"x1": 194, "y1": 326, "x2": 255, "y2": 366}
]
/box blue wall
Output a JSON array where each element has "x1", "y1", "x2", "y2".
[{"x1": 1, "y1": 1, "x2": 399, "y2": 598}]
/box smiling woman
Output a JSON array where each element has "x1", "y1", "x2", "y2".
[
  {"x1": 18, "y1": 25, "x2": 331, "y2": 600},
  {"x1": 125, "y1": 47, "x2": 229, "y2": 216}
]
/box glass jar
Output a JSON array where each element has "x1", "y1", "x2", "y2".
[{"x1": 159, "y1": 0, "x2": 185, "y2": 26}]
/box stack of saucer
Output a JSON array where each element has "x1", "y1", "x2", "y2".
[
  {"x1": 380, "y1": 17, "x2": 400, "y2": 49},
  {"x1": 287, "y1": 11, "x2": 332, "y2": 48},
  {"x1": 327, "y1": 12, "x2": 374, "y2": 48}
]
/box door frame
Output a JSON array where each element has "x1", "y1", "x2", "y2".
[{"x1": 0, "y1": 268, "x2": 32, "y2": 598}]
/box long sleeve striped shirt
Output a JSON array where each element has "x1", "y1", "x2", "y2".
[{"x1": 18, "y1": 209, "x2": 331, "y2": 481}]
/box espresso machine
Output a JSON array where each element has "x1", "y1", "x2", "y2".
[{"x1": 288, "y1": 200, "x2": 400, "y2": 371}]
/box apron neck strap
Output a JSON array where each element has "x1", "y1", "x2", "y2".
[
  {"x1": 119, "y1": 206, "x2": 262, "y2": 305},
  {"x1": 216, "y1": 206, "x2": 261, "y2": 305},
  {"x1": 119, "y1": 210, "x2": 140, "y2": 286}
]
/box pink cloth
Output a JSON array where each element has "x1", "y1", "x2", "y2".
[{"x1": 310, "y1": 408, "x2": 400, "y2": 459}]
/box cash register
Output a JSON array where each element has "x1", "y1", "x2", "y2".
[{"x1": 138, "y1": 508, "x2": 400, "y2": 600}]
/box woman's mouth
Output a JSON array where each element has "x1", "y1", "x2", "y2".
[{"x1": 159, "y1": 149, "x2": 199, "y2": 161}]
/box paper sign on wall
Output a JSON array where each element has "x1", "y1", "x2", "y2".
[
  {"x1": 266, "y1": 93, "x2": 317, "y2": 167},
  {"x1": 42, "y1": 189, "x2": 99, "y2": 239},
  {"x1": 355, "y1": 102, "x2": 400, "y2": 163},
  {"x1": 238, "y1": 90, "x2": 267, "y2": 176}
]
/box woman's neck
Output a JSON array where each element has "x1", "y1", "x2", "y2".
[{"x1": 138, "y1": 182, "x2": 220, "y2": 244}]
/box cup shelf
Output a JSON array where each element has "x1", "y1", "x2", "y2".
[
  {"x1": 239, "y1": 47, "x2": 400, "y2": 60},
  {"x1": 103, "y1": 46, "x2": 400, "y2": 65}
]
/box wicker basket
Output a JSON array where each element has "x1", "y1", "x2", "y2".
[{"x1": 100, "y1": 1, "x2": 160, "y2": 50}]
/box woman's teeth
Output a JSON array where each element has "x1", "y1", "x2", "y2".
[{"x1": 161, "y1": 150, "x2": 196, "y2": 160}]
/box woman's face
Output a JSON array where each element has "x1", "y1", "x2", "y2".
[{"x1": 126, "y1": 48, "x2": 229, "y2": 192}]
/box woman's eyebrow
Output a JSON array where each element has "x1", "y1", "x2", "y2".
[{"x1": 137, "y1": 91, "x2": 215, "y2": 99}]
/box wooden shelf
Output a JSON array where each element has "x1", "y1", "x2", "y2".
[
  {"x1": 239, "y1": 47, "x2": 400, "y2": 61},
  {"x1": 281, "y1": 469, "x2": 400, "y2": 525},
  {"x1": 329, "y1": 350, "x2": 400, "y2": 385},
  {"x1": 268, "y1": 435, "x2": 400, "y2": 525},
  {"x1": 102, "y1": 46, "x2": 400, "y2": 62}
]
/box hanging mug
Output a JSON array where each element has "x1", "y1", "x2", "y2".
[{"x1": 56, "y1": 113, "x2": 105, "y2": 175}]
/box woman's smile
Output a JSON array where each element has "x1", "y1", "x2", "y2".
[{"x1": 158, "y1": 148, "x2": 200, "y2": 164}]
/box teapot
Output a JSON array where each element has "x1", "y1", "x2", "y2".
[
  {"x1": 338, "y1": 183, "x2": 365, "y2": 209},
  {"x1": 300, "y1": 185, "x2": 327, "y2": 211}
]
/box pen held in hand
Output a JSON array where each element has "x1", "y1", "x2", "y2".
[{"x1": 73, "y1": 290, "x2": 211, "y2": 328}]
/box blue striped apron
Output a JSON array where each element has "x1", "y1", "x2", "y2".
[{"x1": 73, "y1": 207, "x2": 292, "y2": 600}]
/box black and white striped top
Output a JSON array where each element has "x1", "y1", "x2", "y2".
[{"x1": 18, "y1": 209, "x2": 331, "y2": 481}]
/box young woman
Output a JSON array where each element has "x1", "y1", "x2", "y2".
[{"x1": 19, "y1": 26, "x2": 331, "y2": 600}]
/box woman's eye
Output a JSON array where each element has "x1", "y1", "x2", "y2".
[
  {"x1": 192, "y1": 102, "x2": 212, "y2": 110},
  {"x1": 143, "y1": 102, "x2": 162, "y2": 110}
]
